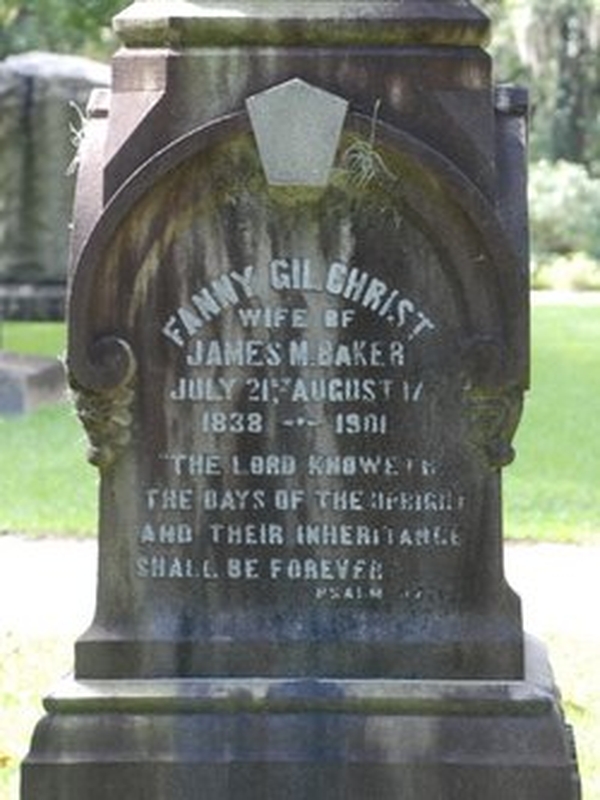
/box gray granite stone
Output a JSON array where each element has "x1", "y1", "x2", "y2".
[
  {"x1": 22, "y1": 638, "x2": 579, "y2": 800},
  {"x1": 113, "y1": 0, "x2": 491, "y2": 47},
  {"x1": 65, "y1": 103, "x2": 527, "y2": 681},
  {"x1": 246, "y1": 79, "x2": 348, "y2": 186}
]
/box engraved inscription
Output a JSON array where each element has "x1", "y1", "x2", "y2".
[
  {"x1": 161, "y1": 260, "x2": 435, "y2": 348},
  {"x1": 136, "y1": 254, "x2": 468, "y2": 605}
]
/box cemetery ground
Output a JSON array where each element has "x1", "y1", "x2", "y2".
[{"x1": 1, "y1": 294, "x2": 599, "y2": 799}]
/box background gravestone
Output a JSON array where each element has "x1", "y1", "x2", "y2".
[
  {"x1": 0, "y1": 352, "x2": 65, "y2": 414},
  {"x1": 22, "y1": 1, "x2": 580, "y2": 799},
  {"x1": 0, "y1": 52, "x2": 109, "y2": 320}
]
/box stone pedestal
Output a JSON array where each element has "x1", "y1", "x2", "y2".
[{"x1": 22, "y1": 638, "x2": 578, "y2": 800}]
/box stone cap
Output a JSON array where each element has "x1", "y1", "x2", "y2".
[
  {"x1": 114, "y1": 0, "x2": 490, "y2": 48},
  {"x1": 3, "y1": 51, "x2": 110, "y2": 86}
]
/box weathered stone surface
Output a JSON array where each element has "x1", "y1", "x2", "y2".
[
  {"x1": 0, "y1": 352, "x2": 66, "y2": 414},
  {"x1": 114, "y1": 0, "x2": 491, "y2": 47},
  {"x1": 21, "y1": 1, "x2": 580, "y2": 798},
  {"x1": 68, "y1": 107, "x2": 526, "y2": 681}
]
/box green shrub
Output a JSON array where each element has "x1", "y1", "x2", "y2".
[
  {"x1": 532, "y1": 252, "x2": 600, "y2": 291},
  {"x1": 529, "y1": 160, "x2": 600, "y2": 259}
]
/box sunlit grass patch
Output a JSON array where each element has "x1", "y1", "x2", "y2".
[
  {"x1": 505, "y1": 302, "x2": 600, "y2": 543},
  {"x1": 0, "y1": 402, "x2": 96, "y2": 536},
  {"x1": 0, "y1": 633, "x2": 74, "y2": 800}
]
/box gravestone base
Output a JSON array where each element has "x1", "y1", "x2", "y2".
[
  {"x1": 0, "y1": 352, "x2": 66, "y2": 415},
  {"x1": 21, "y1": 636, "x2": 579, "y2": 800}
]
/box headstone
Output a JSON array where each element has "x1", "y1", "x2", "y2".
[
  {"x1": 22, "y1": 2, "x2": 580, "y2": 799},
  {"x1": 0, "y1": 352, "x2": 66, "y2": 414},
  {"x1": 0, "y1": 52, "x2": 110, "y2": 320}
]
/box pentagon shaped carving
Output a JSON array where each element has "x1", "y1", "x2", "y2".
[{"x1": 246, "y1": 78, "x2": 348, "y2": 187}]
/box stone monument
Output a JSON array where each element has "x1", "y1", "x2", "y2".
[{"x1": 22, "y1": 1, "x2": 580, "y2": 798}]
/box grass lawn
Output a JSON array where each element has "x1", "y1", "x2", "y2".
[
  {"x1": 504, "y1": 298, "x2": 600, "y2": 543},
  {"x1": 0, "y1": 322, "x2": 66, "y2": 359},
  {"x1": 0, "y1": 322, "x2": 97, "y2": 536},
  {"x1": 0, "y1": 635, "x2": 74, "y2": 800},
  {"x1": 0, "y1": 403, "x2": 97, "y2": 536}
]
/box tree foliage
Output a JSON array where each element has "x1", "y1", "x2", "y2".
[
  {"x1": 0, "y1": 0, "x2": 123, "y2": 59},
  {"x1": 485, "y1": 0, "x2": 600, "y2": 168},
  {"x1": 0, "y1": 0, "x2": 597, "y2": 163},
  {"x1": 2, "y1": 0, "x2": 599, "y2": 170},
  {"x1": 530, "y1": 160, "x2": 600, "y2": 259}
]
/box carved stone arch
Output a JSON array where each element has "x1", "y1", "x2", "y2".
[
  {"x1": 67, "y1": 112, "x2": 249, "y2": 393},
  {"x1": 68, "y1": 108, "x2": 527, "y2": 397}
]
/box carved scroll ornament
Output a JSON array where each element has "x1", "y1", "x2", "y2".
[{"x1": 68, "y1": 335, "x2": 137, "y2": 470}]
